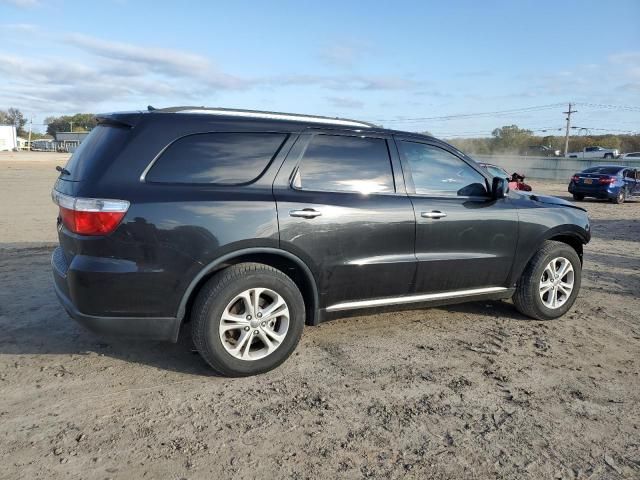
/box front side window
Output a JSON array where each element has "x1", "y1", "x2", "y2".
[
  {"x1": 295, "y1": 134, "x2": 394, "y2": 194},
  {"x1": 397, "y1": 141, "x2": 487, "y2": 197},
  {"x1": 146, "y1": 132, "x2": 287, "y2": 184}
]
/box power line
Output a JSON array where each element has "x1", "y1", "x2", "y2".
[
  {"x1": 373, "y1": 103, "x2": 566, "y2": 123},
  {"x1": 575, "y1": 102, "x2": 640, "y2": 112},
  {"x1": 373, "y1": 101, "x2": 640, "y2": 126}
]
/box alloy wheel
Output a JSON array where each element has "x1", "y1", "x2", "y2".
[
  {"x1": 539, "y1": 257, "x2": 574, "y2": 309},
  {"x1": 219, "y1": 288, "x2": 290, "y2": 361}
]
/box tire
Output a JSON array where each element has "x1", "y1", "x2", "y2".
[
  {"x1": 613, "y1": 190, "x2": 625, "y2": 204},
  {"x1": 572, "y1": 193, "x2": 584, "y2": 201},
  {"x1": 604, "y1": 153, "x2": 613, "y2": 159},
  {"x1": 513, "y1": 240, "x2": 582, "y2": 320},
  {"x1": 191, "y1": 262, "x2": 305, "y2": 376}
]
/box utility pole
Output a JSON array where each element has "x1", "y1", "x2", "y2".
[
  {"x1": 563, "y1": 103, "x2": 577, "y2": 157},
  {"x1": 27, "y1": 116, "x2": 33, "y2": 151},
  {"x1": 69, "y1": 121, "x2": 74, "y2": 133}
]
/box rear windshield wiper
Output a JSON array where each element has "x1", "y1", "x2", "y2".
[{"x1": 56, "y1": 165, "x2": 71, "y2": 176}]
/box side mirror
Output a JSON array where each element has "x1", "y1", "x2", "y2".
[{"x1": 492, "y1": 176, "x2": 509, "y2": 199}]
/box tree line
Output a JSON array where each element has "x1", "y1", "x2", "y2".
[
  {"x1": 445, "y1": 124, "x2": 640, "y2": 156},
  {"x1": 2, "y1": 108, "x2": 638, "y2": 154}
]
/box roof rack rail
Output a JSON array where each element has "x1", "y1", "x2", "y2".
[{"x1": 152, "y1": 106, "x2": 377, "y2": 128}]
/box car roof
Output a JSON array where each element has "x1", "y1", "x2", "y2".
[{"x1": 98, "y1": 106, "x2": 443, "y2": 144}]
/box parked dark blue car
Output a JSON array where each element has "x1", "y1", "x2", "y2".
[{"x1": 568, "y1": 165, "x2": 639, "y2": 204}]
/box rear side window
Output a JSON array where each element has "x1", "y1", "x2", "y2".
[
  {"x1": 146, "y1": 133, "x2": 287, "y2": 184},
  {"x1": 295, "y1": 135, "x2": 394, "y2": 194}
]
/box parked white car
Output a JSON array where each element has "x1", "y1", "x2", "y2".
[
  {"x1": 568, "y1": 146, "x2": 620, "y2": 159},
  {"x1": 621, "y1": 152, "x2": 640, "y2": 159}
]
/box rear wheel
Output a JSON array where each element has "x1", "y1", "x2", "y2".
[
  {"x1": 604, "y1": 153, "x2": 613, "y2": 159},
  {"x1": 572, "y1": 193, "x2": 584, "y2": 201},
  {"x1": 613, "y1": 190, "x2": 625, "y2": 204},
  {"x1": 513, "y1": 240, "x2": 581, "y2": 320},
  {"x1": 191, "y1": 263, "x2": 305, "y2": 376}
]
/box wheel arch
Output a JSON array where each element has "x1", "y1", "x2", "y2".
[
  {"x1": 177, "y1": 248, "x2": 320, "y2": 328},
  {"x1": 510, "y1": 226, "x2": 588, "y2": 285}
]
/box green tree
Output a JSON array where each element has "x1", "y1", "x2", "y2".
[
  {"x1": 45, "y1": 113, "x2": 97, "y2": 136},
  {"x1": 0, "y1": 108, "x2": 27, "y2": 136},
  {"x1": 491, "y1": 125, "x2": 534, "y2": 153}
]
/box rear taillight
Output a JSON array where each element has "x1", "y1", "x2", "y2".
[
  {"x1": 599, "y1": 177, "x2": 616, "y2": 185},
  {"x1": 571, "y1": 175, "x2": 580, "y2": 182},
  {"x1": 52, "y1": 190, "x2": 129, "y2": 235}
]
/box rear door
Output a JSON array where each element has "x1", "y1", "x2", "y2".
[
  {"x1": 394, "y1": 137, "x2": 518, "y2": 293},
  {"x1": 624, "y1": 169, "x2": 639, "y2": 196},
  {"x1": 274, "y1": 131, "x2": 416, "y2": 307}
]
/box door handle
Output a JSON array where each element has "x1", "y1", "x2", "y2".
[
  {"x1": 289, "y1": 208, "x2": 322, "y2": 219},
  {"x1": 421, "y1": 211, "x2": 447, "y2": 219}
]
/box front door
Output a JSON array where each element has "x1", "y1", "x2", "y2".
[
  {"x1": 394, "y1": 137, "x2": 519, "y2": 294},
  {"x1": 274, "y1": 132, "x2": 416, "y2": 308}
]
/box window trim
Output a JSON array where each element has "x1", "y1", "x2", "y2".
[
  {"x1": 393, "y1": 137, "x2": 492, "y2": 200},
  {"x1": 140, "y1": 131, "x2": 289, "y2": 185},
  {"x1": 288, "y1": 132, "x2": 400, "y2": 196}
]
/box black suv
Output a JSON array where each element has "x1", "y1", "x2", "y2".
[{"x1": 52, "y1": 107, "x2": 591, "y2": 376}]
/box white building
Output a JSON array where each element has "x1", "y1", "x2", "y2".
[{"x1": 0, "y1": 125, "x2": 18, "y2": 151}]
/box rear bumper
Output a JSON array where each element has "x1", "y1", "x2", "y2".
[
  {"x1": 568, "y1": 183, "x2": 618, "y2": 199},
  {"x1": 52, "y1": 247, "x2": 180, "y2": 342}
]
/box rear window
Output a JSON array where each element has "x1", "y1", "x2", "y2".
[
  {"x1": 581, "y1": 166, "x2": 623, "y2": 175},
  {"x1": 62, "y1": 125, "x2": 130, "y2": 181},
  {"x1": 146, "y1": 133, "x2": 287, "y2": 184}
]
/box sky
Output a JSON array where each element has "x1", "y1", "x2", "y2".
[{"x1": 1, "y1": 0, "x2": 639, "y2": 136}]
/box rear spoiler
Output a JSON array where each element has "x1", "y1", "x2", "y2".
[{"x1": 95, "y1": 111, "x2": 144, "y2": 128}]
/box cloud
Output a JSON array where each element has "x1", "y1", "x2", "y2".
[
  {"x1": 271, "y1": 74, "x2": 417, "y2": 91},
  {"x1": 326, "y1": 96, "x2": 364, "y2": 109},
  {"x1": 0, "y1": 27, "x2": 425, "y2": 121},
  {"x1": 1, "y1": 23, "x2": 40, "y2": 33},
  {"x1": 318, "y1": 41, "x2": 369, "y2": 68},
  {"x1": 63, "y1": 33, "x2": 212, "y2": 77},
  {"x1": 0, "y1": 0, "x2": 41, "y2": 7}
]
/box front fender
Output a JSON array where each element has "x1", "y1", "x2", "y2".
[{"x1": 509, "y1": 207, "x2": 590, "y2": 286}]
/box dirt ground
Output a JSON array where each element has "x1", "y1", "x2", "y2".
[{"x1": 1, "y1": 153, "x2": 639, "y2": 479}]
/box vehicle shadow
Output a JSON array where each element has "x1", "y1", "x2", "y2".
[
  {"x1": 0, "y1": 243, "x2": 217, "y2": 377},
  {"x1": 435, "y1": 299, "x2": 532, "y2": 321}
]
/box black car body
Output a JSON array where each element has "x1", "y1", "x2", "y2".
[{"x1": 52, "y1": 107, "x2": 591, "y2": 375}]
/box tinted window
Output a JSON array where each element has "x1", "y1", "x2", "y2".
[
  {"x1": 296, "y1": 135, "x2": 394, "y2": 194},
  {"x1": 398, "y1": 141, "x2": 487, "y2": 197},
  {"x1": 147, "y1": 133, "x2": 287, "y2": 184},
  {"x1": 63, "y1": 125, "x2": 130, "y2": 181},
  {"x1": 582, "y1": 166, "x2": 623, "y2": 175}
]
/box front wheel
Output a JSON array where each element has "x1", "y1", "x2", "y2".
[
  {"x1": 513, "y1": 241, "x2": 582, "y2": 320},
  {"x1": 604, "y1": 153, "x2": 613, "y2": 159},
  {"x1": 613, "y1": 190, "x2": 625, "y2": 204},
  {"x1": 191, "y1": 263, "x2": 305, "y2": 376}
]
